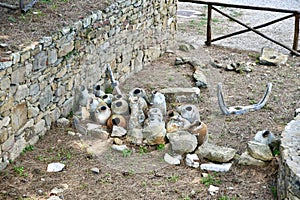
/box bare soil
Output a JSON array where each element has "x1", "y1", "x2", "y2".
[{"x1": 1, "y1": 1, "x2": 300, "y2": 200}]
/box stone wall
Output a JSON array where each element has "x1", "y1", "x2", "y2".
[
  {"x1": 277, "y1": 111, "x2": 300, "y2": 200},
  {"x1": 0, "y1": 0, "x2": 177, "y2": 170}
]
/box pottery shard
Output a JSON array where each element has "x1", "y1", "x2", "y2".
[
  {"x1": 197, "y1": 143, "x2": 236, "y2": 163},
  {"x1": 247, "y1": 141, "x2": 273, "y2": 161}
]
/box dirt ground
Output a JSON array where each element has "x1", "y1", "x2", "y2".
[{"x1": 1, "y1": 1, "x2": 300, "y2": 200}]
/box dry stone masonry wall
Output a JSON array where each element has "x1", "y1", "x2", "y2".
[
  {"x1": 277, "y1": 111, "x2": 300, "y2": 200},
  {"x1": 0, "y1": 0, "x2": 177, "y2": 170}
]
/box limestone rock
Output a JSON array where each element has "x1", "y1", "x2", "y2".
[
  {"x1": 127, "y1": 128, "x2": 143, "y2": 145},
  {"x1": 111, "y1": 125, "x2": 127, "y2": 137},
  {"x1": 167, "y1": 131, "x2": 198, "y2": 155},
  {"x1": 247, "y1": 141, "x2": 273, "y2": 161},
  {"x1": 50, "y1": 184, "x2": 69, "y2": 195},
  {"x1": 47, "y1": 162, "x2": 65, "y2": 172},
  {"x1": 143, "y1": 124, "x2": 166, "y2": 145},
  {"x1": 56, "y1": 118, "x2": 70, "y2": 127},
  {"x1": 90, "y1": 167, "x2": 100, "y2": 174},
  {"x1": 185, "y1": 154, "x2": 200, "y2": 168},
  {"x1": 238, "y1": 151, "x2": 267, "y2": 166},
  {"x1": 197, "y1": 143, "x2": 236, "y2": 163},
  {"x1": 111, "y1": 144, "x2": 128, "y2": 152},
  {"x1": 259, "y1": 47, "x2": 288, "y2": 66},
  {"x1": 159, "y1": 87, "x2": 200, "y2": 103},
  {"x1": 164, "y1": 153, "x2": 181, "y2": 165},
  {"x1": 193, "y1": 69, "x2": 207, "y2": 88},
  {"x1": 208, "y1": 185, "x2": 219, "y2": 196},
  {"x1": 200, "y1": 162, "x2": 232, "y2": 172}
]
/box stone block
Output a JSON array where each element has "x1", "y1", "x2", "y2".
[
  {"x1": 159, "y1": 87, "x2": 200, "y2": 103},
  {"x1": 33, "y1": 51, "x2": 47, "y2": 71},
  {"x1": 15, "y1": 85, "x2": 29, "y2": 102},
  {"x1": 58, "y1": 41, "x2": 74, "y2": 57},
  {"x1": 39, "y1": 85, "x2": 53, "y2": 111},
  {"x1": 11, "y1": 102, "x2": 28, "y2": 131},
  {"x1": 0, "y1": 76, "x2": 10, "y2": 90},
  {"x1": 34, "y1": 119, "x2": 45, "y2": 134}
]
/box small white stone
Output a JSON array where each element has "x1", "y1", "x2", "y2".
[
  {"x1": 208, "y1": 185, "x2": 219, "y2": 195},
  {"x1": 200, "y1": 162, "x2": 232, "y2": 172},
  {"x1": 111, "y1": 144, "x2": 128, "y2": 152},
  {"x1": 47, "y1": 162, "x2": 65, "y2": 172},
  {"x1": 164, "y1": 153, "x2": 181, "y2": 165},
  {"x1": 90, "y1": 167, "x2": 100, "y2": 174}
]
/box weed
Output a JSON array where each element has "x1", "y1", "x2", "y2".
[
  {"x1": 139, "y1": 146, "x2": 148, "y2": 154},
  {"x1": 219, "y1": 196, "x2": 236, "y2": 200},
  {"x1": 13, "y1": 166, "x2": 28, "y2": 177},
  {"x1": 21, "y1": 145, "x2": 35, "y2": 156},
  {"x1": 122, "y1": 149, "x2": 132, "y2": 157},
  {"x1": 105, "y1": 85, "x2": 114, "y2": 94},
  {"x1": 67, "y1": 110, "x2": 74, "y2": 119},
  {"x1": 152, "y1": 181, "x2": 162, "y2": 186},
  {"x1": 200, "y1": 173, "x2": 221, "y2": 186},
  {"x1": 167, "y1": 174, "x2": 179, "y2": 182},
  {"x1": 182, "y1": 195, "x2": 191, "y2": 200},
  {"x1": 271, "y1": 186, "x2": 277, "y2": 199},
  {"x1": 168, "y1": 76, "x2": 174, "y2": 81},
  {"x1": 156, "y1": 144, "x2": 165, "y2": 151},
  {"x1": 8, "y1": 16, "x2": 16, "y2": 23},
  {"x1": 128, "y1": 169, "x2": 135, "y2": 175},
  {"x1": 142, "y1": 181, "x2": 147, "y2": 187}
]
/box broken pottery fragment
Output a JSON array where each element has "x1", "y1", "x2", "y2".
[
  {"x1": 95, "y1": 105, "x2": 111, "y2": 125},
  {"x1": 253, "y1": 130, "x2": 276, "y2": 145},
  {"x1": 129, "y1": 87, "x2": 150, "y2": 104},
  {"x1": 143, "y1": 108, "x2": 166, "y2": 145},
  {"x1": 101, "y1": 94, "x2": 114, "y2": 107},
  {"x1": 167, "y1": 131, "x2": 198, "y2": 155},
  {"x1": 189, "y1": 121, "x2": 208, "y2": 146},
  {"x1": 178, "y1": 104, "x2": 200, "y2": 123},
  {"x1": 111, "y1": 99, "x2": 129, "y2": 115},
  {"x1": 93, "y1": 84, "x2": 105, "y2": 97},
  {"x1": 128, "y1": 96, "x2": 147, "y2": 129},
  {"x1": 78, "y1": 85, "x2": 89, "y2": 107},
  {"x1": 107, "y1": 114, "x2": 127, "y2": 129},
  {"x1": 166, "y1": 111, "x2": 191, "y2": 133},
  {"x1": 151, "y1": 91, "x2": 167, "y2": 116}
]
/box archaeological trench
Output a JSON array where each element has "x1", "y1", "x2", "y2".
[{"x1": 0, "y1": 0, "x2": 299, "y2": 199}]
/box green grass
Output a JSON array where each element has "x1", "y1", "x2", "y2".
[
  {"x1": 122, "y1": 149, "x2": 132, "y2": 157},
  {"x1": 200, "y1": 173, "x2": 221, "y2": 186},
  {"x1": 13, "y1": 166, "x2": 28, "y2": 177}
]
